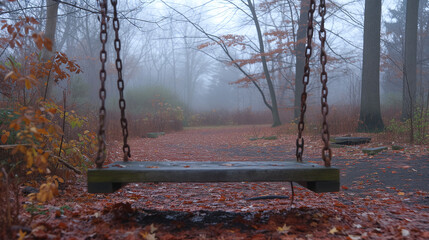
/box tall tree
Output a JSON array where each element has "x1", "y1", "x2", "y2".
[
  {"x1": 357, "y1": 0, "x2": 384, "y2": 132},
  {"x1": 163, "y1": 0, "x2": 282, "y2": 126},
  {"x1": 247, "y1": 0, "x2": 281, "y2": 126},
  {"x1": 41, "y1": 0, "x2": 59, "y2": 100},
  {"x1": 402, "y1": 0, "x2": 419, "y2": 120},
  {"x1": 383, "y1": 0, "x2": 429, "y2": 105},
  {"x1": 294, "y1": 0, "x2": 310, "y2": 121}
]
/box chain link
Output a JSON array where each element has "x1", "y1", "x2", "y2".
[
  {"x1": 111, "y1": 0, "x2": 131, "y2": 161},
  {"x1": 319, "y1": 0, "x2": 331, "y2": 167},
  {"x1": 296, "y1": 0, "x2": 316, "y2": 163},
  {"x1": 95, "y1": 0, "x2": 108, "y2": 168}
]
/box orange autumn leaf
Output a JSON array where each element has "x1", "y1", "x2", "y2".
[
  {"x1": 1, "y1": 131, "x2": 9, "y2": 144},
  {"x1": 44, "y1": 38, "x2": 53, "y2": 51},
  {"x1": 32, "y1": 33, "x2": 43, "y2": 49},
  {"x1": 48, "y1": 108, "x2": 57, "y2": 114},
  {"x1": 17, "y1": 229, "x2": 26, "y2": 240},
  {"x1": 25, "y1": 79, "x2": 31, "y2": 89}
]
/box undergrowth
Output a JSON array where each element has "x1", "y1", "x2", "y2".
[{"x1": 0, "y1": 16, "x2": 96, "y2": 238}]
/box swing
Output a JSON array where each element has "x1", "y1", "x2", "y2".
[{"x1": 87, "y1": 0, "x2": 339, "y2": 194}]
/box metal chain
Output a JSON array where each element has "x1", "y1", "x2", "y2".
[
  {"x1": 96, "y1": 0, "x2": 108, "y2": 168},
  {"x1": 319, "y1": 0, "x2": 331, "y2": 167},
  {"x1": 111, "y1": 0, "x2": 131, "y2": 161},
  {"x1": 296, "y1": 0, "x2": 316, "y2": 163}
]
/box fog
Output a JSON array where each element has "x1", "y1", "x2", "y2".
[{"x1": 1, "y1": 0, "x2": 428, "y2": 126}]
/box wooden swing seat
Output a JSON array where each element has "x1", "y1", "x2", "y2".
[{"x1": 87, "y1": 160, "x2": 339, "y2": 193}]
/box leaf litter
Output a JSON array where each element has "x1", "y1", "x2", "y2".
[{"x1": 21, "y1": 125, "x2": 428, "y2": 239}]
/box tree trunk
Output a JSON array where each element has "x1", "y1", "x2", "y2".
[
  {"x1": 294, "y1": 0, "x2": 310, "y2": 121},
  {"x1": 357, "y1": 0, "x2": 385, "y2": 132},
  {"x1": 41, "y1": 0, "x2": 59, "y2": 100},
  {"x1": 401, "y1": 0, "x2": 419, "y2": 121},
  {"x1": 247, "y1": 0, "x2": 281, "y2": 127}
]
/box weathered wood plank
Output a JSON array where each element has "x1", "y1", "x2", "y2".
[
  {"x1": 146, "y1": 132, "x2": 165, "y2": 138},
  {"x1": 87, "y1": 161, "x2": 340, "y2": 193},
  {"x1": 362, "y1": 146, "x2": 388, "y2": 155},
  {"x1": 297, "y1": 181, "x2": 340, "y2": 193},
  {"x1": 333, "y1": 137, "x2": 371, "y2": 145},
  {"x1": 87, "y1": 182, "x2": 124, "y2": 193}
]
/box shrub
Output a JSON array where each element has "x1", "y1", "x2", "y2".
[
  {"x1": 385, "y1": 109, "x2": 429, "y2": 144},
  {"x1": 0, "y1": 14, "x2": 90, "y2": 239},
  {"x1": 0, "y1": 109, "x2": 19, "y2": 144},
  {"x1": 111, "y1": 85, "x2": 184, "y2": 137},
  {"x1": 123, "y1": 85, "x2": 184, "y2": 114}
]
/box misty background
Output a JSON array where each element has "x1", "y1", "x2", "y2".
[{"x1": 0, "y1": 0, "x2": 428, "y2": 130}]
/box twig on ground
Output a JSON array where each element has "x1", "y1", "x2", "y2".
[{"x1": 50, "y1": 155, "x2": 82, "y2": 175}]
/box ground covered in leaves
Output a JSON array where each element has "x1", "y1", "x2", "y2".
[{"x1": 21, "y1": 126, "x2": 428, "y2": 239}]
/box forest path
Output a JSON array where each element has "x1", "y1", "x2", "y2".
[
  {"x1": 108, "y1": 125, "x2": 429, "y2": 195},
  {"x1": 25, "y1": 126, "x2": 428, "y2": 239}
]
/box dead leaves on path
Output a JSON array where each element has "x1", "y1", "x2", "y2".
[{"x1": 20, "y1": 126, "x2": 429, "y2": 239}]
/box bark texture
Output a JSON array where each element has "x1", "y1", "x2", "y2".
[
  {"x1": 401, "y1": 0, "x2": 419, "y2": 120},
  {"x1": 357, "y1": 0, "x2": 384, "y2": 132},
  {"x1": 294, "y1": 0, "x2": 310, "y2": 121},
  {"x1": 248, "y1": 0, "x2": 281, "y2": 127},
  {"x1": 41, "y1": 0, "x2": 59, "y2": 100}
]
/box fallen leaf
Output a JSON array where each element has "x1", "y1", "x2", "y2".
[
  {"x1": 329, "y1": 227, "x2": 338, "y2": 235},
  {"x1": 55, "y1": 210, "x2": 61, "y2": 218},
  {"x1": 31, "y1": 225, "x2": 47, "y2": 239},
  {"x1": 277, "y1": 224, "x2": 291, "y2": 234},
  {"x1": 218, "y1": 196, "x2": 226, "y2": 201},
  {"x1": 150, "y1": 224, "x2": 157, "y2": 234},
  {"x1": 353, "y1": 224, "x2": 362, "y2": 229},
  {"x1": 140, "y1": 232, "x2": 156, "y2": 240},
  {"x1": 58, "y1": 222, "x2": 67, "y2": 229},
  {"x1": 401, "y1": 229, "x2": 410, "y2": 237},
  {"x1": 17, "y1": 229, "x2": 26, "y2": 240},
  {"x1": 348, "y1": 235, "x2": 362, "y2": 240}
]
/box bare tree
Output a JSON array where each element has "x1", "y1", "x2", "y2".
[
  {"x1": 162, "y1": 0, "x2": 282, "y2": 126},
  {"x1": 246, "y1": 0, "x2": 281, "y2": 126},
  {"x1": 41, "y1": 0, "x2": 59, "y2": 100},
  {"x1": 402, "y1": 0, "x2": 420, "y2": 143},
  {"x1": 402, "y1": 0, "x2": 419, "y2": 121},
  {"x1": 293, "y1": 0, "x2": 310, "y2": 121},
  {"x1": 357, "y1": 0, "x2": 384, "y2": 132}
]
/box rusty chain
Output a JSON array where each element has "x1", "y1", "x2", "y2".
[
  {"x1": 319, "y1": 0, "x2": 331, "y2": 167},
  {"x1": 296, "y1": 0, "x2": 316, "y2": 163},
  {"x1": 96, "y1": 0, "x2": 108, "y2": 168},
  {"x1": 111, "y1": 0, "x2": 131, "y2": 161}
]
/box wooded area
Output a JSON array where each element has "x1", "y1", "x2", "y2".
[{"x1": 0, "y1": 0, "x2": 428, "y2": 239}]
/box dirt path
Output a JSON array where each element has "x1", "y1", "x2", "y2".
[
  {"x1": 111, "y1": 125, "x2": 429, "y2": 194},
  {"x1": 24, "y1": 126, "x2": 429, "y2": 239}
]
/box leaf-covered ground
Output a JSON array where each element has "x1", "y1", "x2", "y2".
[{"x1": 22, "y1": 126, "x2": 428, "y2": 239}]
